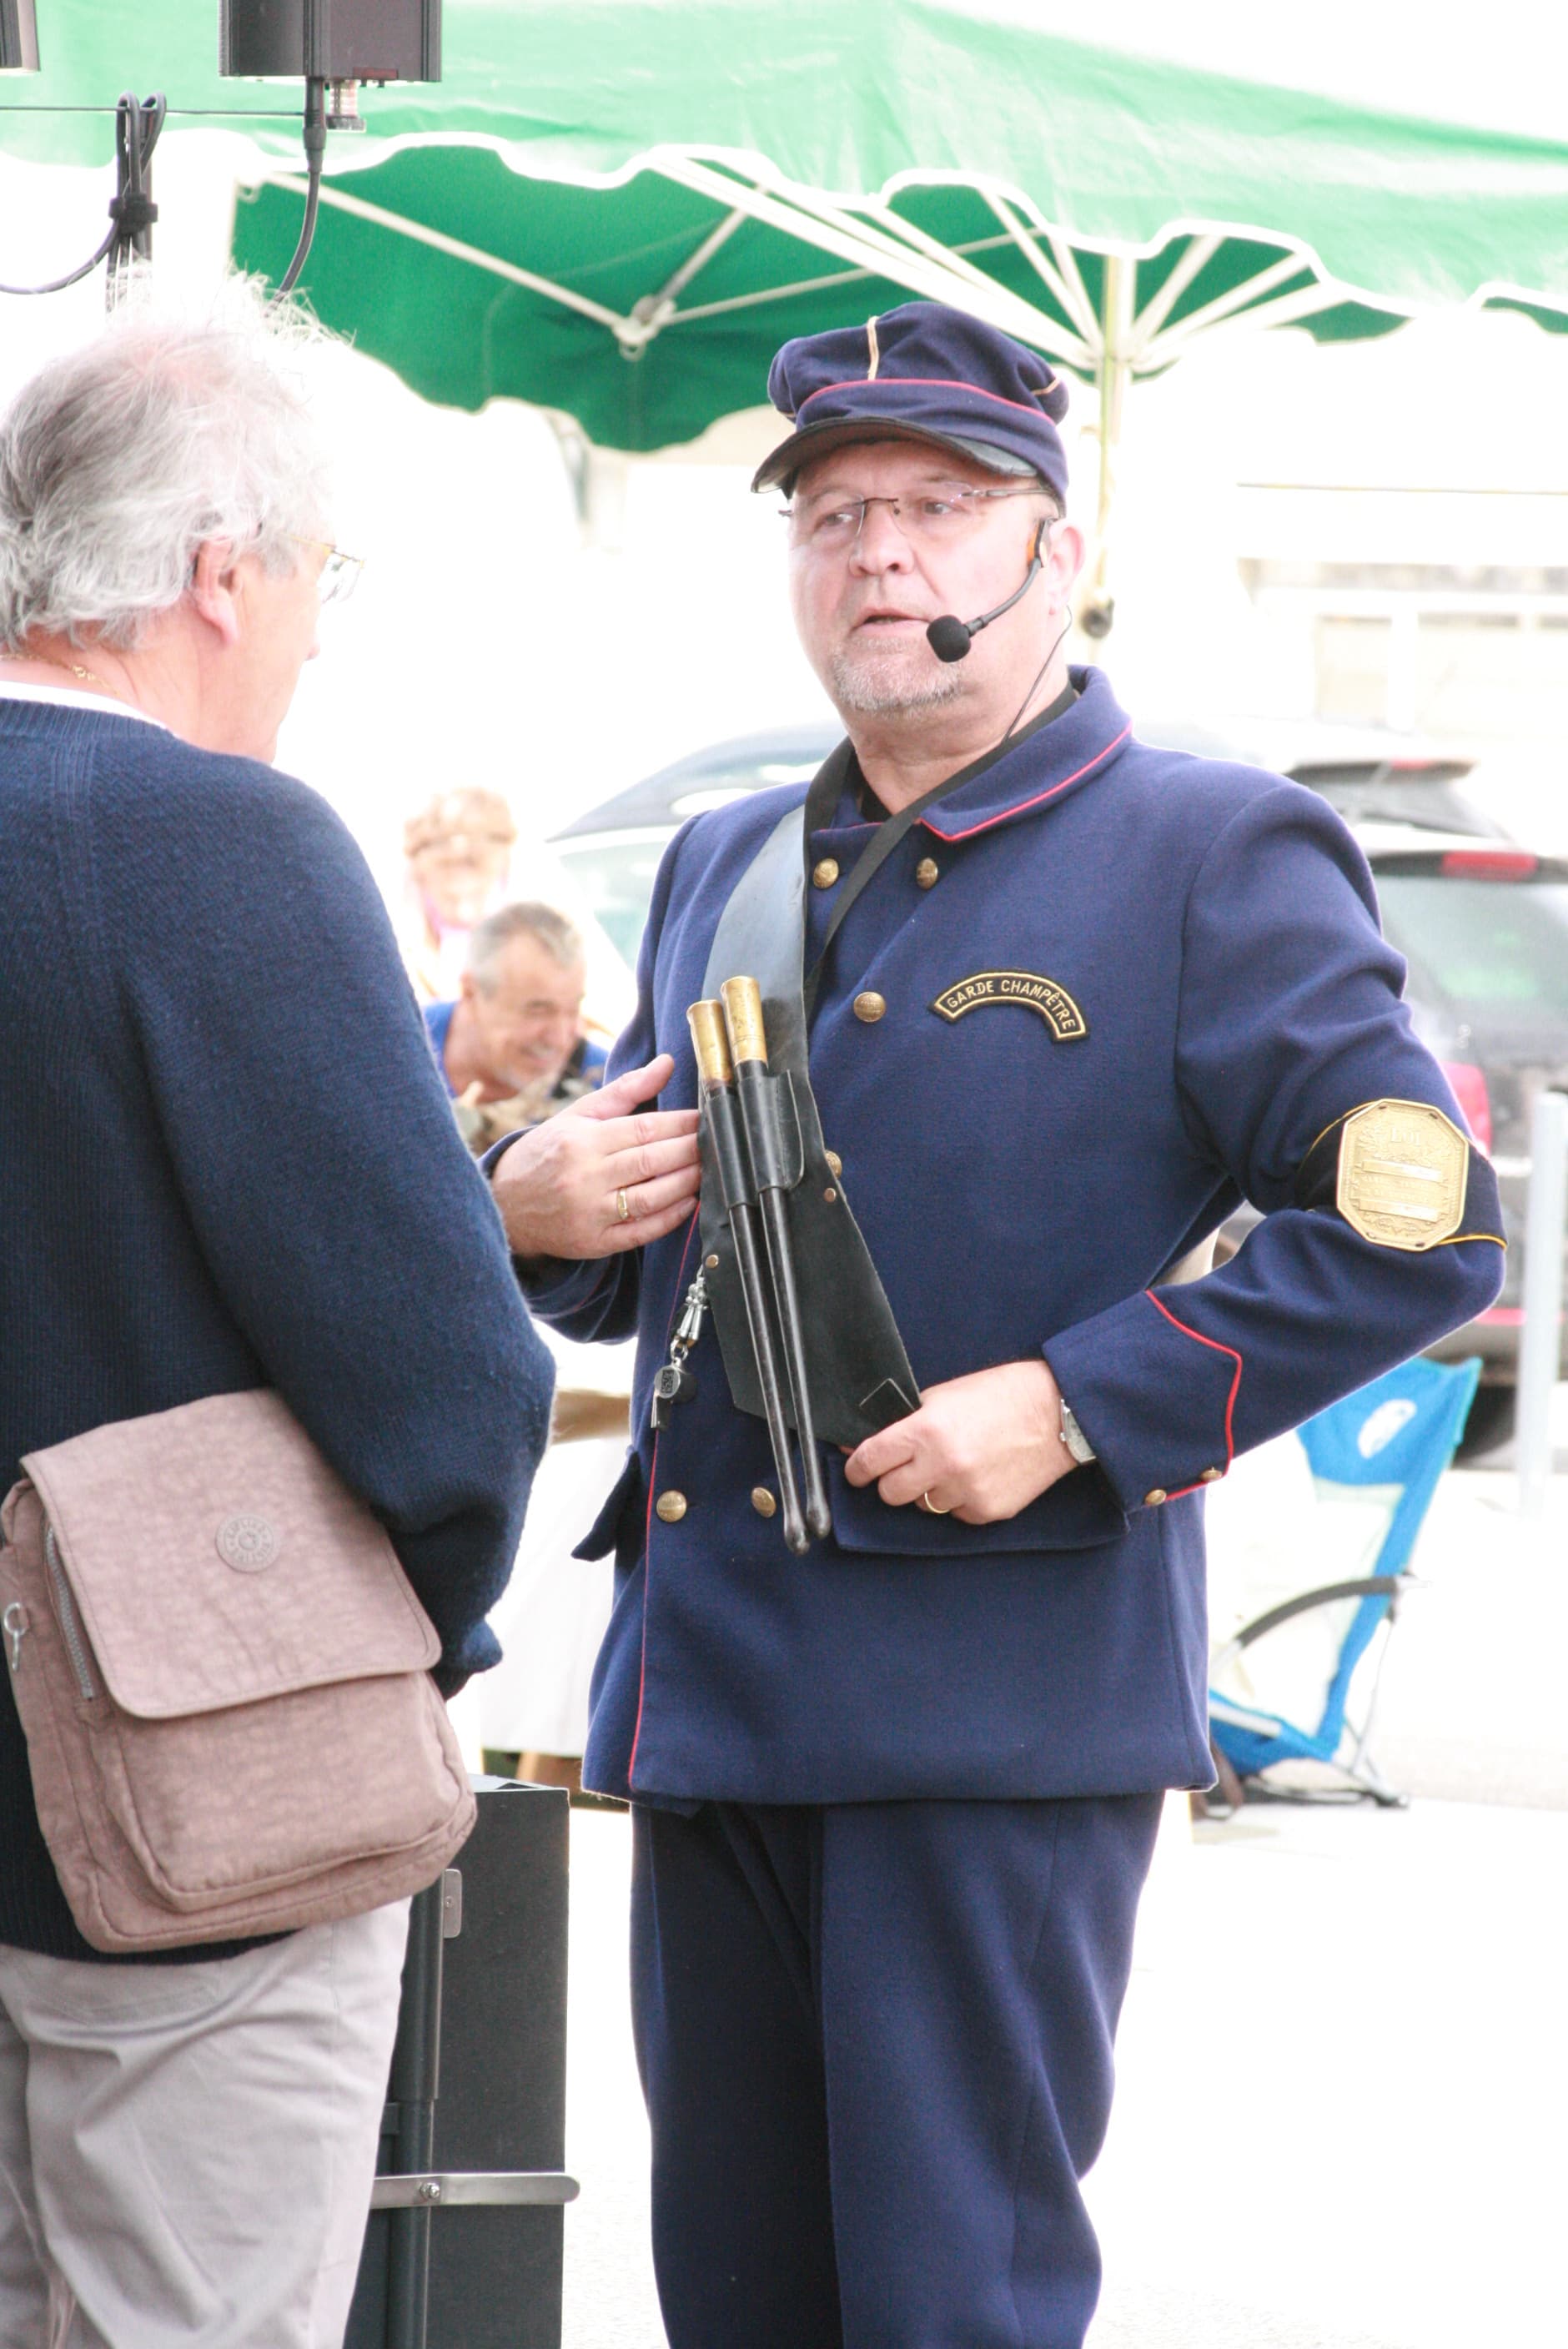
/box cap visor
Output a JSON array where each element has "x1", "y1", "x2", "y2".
[{"x1": 751, "y1": 416, "x2": 1038, "y2": 495}]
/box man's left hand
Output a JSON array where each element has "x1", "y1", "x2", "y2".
[{"x1": 842, "y1": 1359, "x2": 1078, "y2": 1524}]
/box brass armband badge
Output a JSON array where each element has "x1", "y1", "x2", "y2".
[{"x1": 1335, "y1": 1099, "x2": 1470, "y2": 1252}]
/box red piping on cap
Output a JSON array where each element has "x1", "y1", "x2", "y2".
[{"x1": 796, "y1": 374, "x2": 1060, "y2": 420}]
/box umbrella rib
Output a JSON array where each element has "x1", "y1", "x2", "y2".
[
  {"x1": 653, "y1": 156, "x2": 1088, "y2": 365},
  {"x1": 1157, "y1": 274, "x2": 1371, "y2": 355},
  {"x1": 1125, "y1": 233, "x2": 1222, "y2": 357},
  {"x1": 656, "y1": 259, "x2": 880, "y2": 324},
  {"x1": 668, "y1": 248, "x2": 1091, "y2": 368},
  {"x1": 660, "y1": 156, "x2": 969, "y2": 297},
  {"x1": 261, "y1": 174, "x2": 636, "y2": 340},
  {"x1": 852, "y1": 197, "x2": 1093, "y2": 363},
  {"x1": 1042, "y1": 231, "x2": 1101, "y2": 350},
  {"x1": 977, "y1": 191, "x2": 1100, "y2": 350},
  {"x1": 624, "y1": 206, "x2": 749, "y2": 345},
  {"x1": 664, "y1": 224, "x2": 1148, "y2": 328},
  {"x1": 1140, "y1": 249, "x2": 1314, "y2": 358}
]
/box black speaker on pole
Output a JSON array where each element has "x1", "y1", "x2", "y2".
[
  {"x1": 0, "y1": 0, "x2": 39, "y2": 73},
  {"x1": 346, "y1": 1780, "x2": 576, "y2": 2349},
  {"x1": 219, "y1": 0, "x2": 440, "y2": 86}
]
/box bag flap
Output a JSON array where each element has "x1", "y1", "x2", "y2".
[{"x1": 22, "y1": 1391, "x2": 439, "y2": 1720}]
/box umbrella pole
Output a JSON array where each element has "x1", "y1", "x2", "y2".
[{"x1": 1080, "y1": 255, "x2": 1134, "y2": 640}]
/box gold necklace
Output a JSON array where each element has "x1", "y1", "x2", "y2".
[{"x1": 0, "y1": 649, "x2": 118, "y2": 697}]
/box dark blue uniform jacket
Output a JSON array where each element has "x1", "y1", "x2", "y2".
[{"x1": 525, "y1": 670, "x2": 1504, "y2": 1807}]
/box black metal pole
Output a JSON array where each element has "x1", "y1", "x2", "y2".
[{"x1": 385, "y1": 1879, "x2": 445, "y2": 2349}]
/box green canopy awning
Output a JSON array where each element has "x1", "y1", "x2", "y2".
[{"x1": 8, "y1": 3, "x2": 1568, "y2": 620}]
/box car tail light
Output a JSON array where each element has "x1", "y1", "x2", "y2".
[
  {"x1": 1441, "y1": 1061, "x2": 1492, "y2": 1154},
  {"x1": 1439, "y1": 850, "x2": 1539, "y2": 879}
]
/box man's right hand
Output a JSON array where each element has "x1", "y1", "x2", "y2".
[{"x1": 489, "y1": 1054, "x2": 701, "y2": 1262}]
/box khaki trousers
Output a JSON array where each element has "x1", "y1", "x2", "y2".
[{"x1": 0, "y1": 1901, "x2": 409, "y2": 2349}]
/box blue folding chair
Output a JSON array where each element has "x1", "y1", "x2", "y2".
[{"x1": 1209, "y1": 1356, "x2": 1481, "y2": 1807}]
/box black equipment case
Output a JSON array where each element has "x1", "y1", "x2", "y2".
[{"x1": 345, "y1": 1778, "x2": 575, "y2": 2349}]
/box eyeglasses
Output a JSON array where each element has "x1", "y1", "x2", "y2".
[
  {"x1": 289, "y1": 535, "x2": 365, "y2": 606},
  {"x1": 782, "y1": 481, "x2": 1042, "y2": 552}
]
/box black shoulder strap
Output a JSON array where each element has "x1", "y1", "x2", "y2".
[
  {"x1": 801, "y1": 761, "x2": 941, "y2": 1020},
  {"x1": 801, "y1": 681, "x2": 1078, "y2": 1018},
  {"x1": 696, "y1": 748, "x2": 917, "y2": 1445}
]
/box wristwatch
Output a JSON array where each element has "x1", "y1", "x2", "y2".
[{"x1": 1058, "y1": 1400, "x2": 1097, "y2": 1466}]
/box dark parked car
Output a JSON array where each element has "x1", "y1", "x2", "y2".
[{"x1": 551, "y1": 728, "x2": 1568, "y2": 1456}]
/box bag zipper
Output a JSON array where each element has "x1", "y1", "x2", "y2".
[{"x1": 43, "y1": 1522, "x2": 98, "y2": 1702}]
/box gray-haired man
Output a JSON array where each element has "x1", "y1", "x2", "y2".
[{"x1": 0, "y1": 292, "x2": 553, "y2": 2347}]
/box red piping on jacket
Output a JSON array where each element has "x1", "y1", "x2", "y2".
[
  {"x1": 1143, "y1": 1290, "x2": 1242, "y2": 1496},
  {"x1": 627, "y1": 1210, "x2": 701, "y2": 1789},
  {"x1": 921, "y1": 727, "x2": 1132, "y2": 842}
]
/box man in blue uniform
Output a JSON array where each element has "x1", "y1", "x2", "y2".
[{"x1": 490, "y1": 304, "x2": 1505, "y2": 2348}]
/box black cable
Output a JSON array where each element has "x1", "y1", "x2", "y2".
[
  {"x1": 0, "y1": 90, "x2": 163, "y2": 299},
  {"x1": 105, "y1": 92, "x2": 165, "y2": 303},
  {"x1": 998, "y1": 606, "x2": 1073, "y2": 749},
  {"x1": 270, "y1": 76, "x2": 326, "y2": 301},
  {"x1": 0, "y1": 221, "x2": 116, "y2": 296}
]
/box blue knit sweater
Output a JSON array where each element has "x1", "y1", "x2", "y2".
[{"x1": 0, "y1": 696, "x2": 552, "y2": 1961}]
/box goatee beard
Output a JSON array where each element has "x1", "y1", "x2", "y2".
[{"x1": 828, "y1": 647, "x2": 966, "y2": 717}]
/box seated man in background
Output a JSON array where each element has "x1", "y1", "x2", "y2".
[
  {"x1": 427, "y1": 900, "x2": 624, "y2": 1798},
  {"x1": 426, "y1": 899, "x2": 606, "y2": 1154}
]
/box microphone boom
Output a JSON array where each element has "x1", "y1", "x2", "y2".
[{"x1": 925, "y1": 524, "x2": 1046, "y2": 664}]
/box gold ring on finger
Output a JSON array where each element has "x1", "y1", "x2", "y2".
[
  {"x1": 616, "y1": 1188, "x2": 632, "y2": 1223},
  {"x1": 917, "y1": 1490, "x2": 953, "y2": 1515}
]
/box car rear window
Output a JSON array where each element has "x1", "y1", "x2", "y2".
[
  {"x1": 1374, "y1": 863, "x2": 1568, "y2": 1022},
  {"x1": 1295, "y1": 775, "x2": 1497, "y2": 838},
  {"x1": 555, "y1": 834, "x2": 671, "y2": 969}
]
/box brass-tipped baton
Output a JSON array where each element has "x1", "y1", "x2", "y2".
[
  {"x1": 717, "y1": 978, "x2": 833, "y2": 1543},
  {"x1": 686, "y1": 999, "x2": 810, "y2": 1555}
]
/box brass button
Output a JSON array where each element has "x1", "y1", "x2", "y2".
[
  {"x1": 853, "y1": 991, "x2": 886, "y2": 1024},
  {"x1": 824, "y1": 1149, "x2": 842, "y2": 1177},
  {"x1": 705, "y1": 1254, "x2": 720, "y2": 1270},
  {"x1": 1200, "y1": 1466, "x2": 1224, "y2": 1485},
  {"x1": 1143, "y1": 1488, "x2": 1168, "y2": 1507},
  {"x1": 751, "y1": 1486, "x2": 776, "y2": 1519},
  {"x1": 812, "y1": 858, "x2": 840, "y2": 889},
  {"x1": 914, "y1": 857, "x2": 939, "y2": 889},
  {"x1": 655, "y1": 1490, "x2": 687, "y2": 1524}
]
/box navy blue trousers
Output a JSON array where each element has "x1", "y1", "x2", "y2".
[{"x1": 630, "y1": 1793, "x2": 1162, "y2": 2349}]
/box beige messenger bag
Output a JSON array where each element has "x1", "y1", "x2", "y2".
[{"x1": 0, "y1": 1389, "x2": 475, "y2": 1954}]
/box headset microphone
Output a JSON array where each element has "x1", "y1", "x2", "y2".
[{"x1": 925, "y1": 522, "x2": 1047, "y2": 663}]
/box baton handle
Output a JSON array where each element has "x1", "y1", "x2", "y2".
[
  {"x1": 687, "y1": 1000, "x2": 808, "y2": 1552},
  {"x1": 687, "y1": 998, "x2": 734, "y2": 1089},
  {"x1": 718, "y1": 980, "x2": 832, "y2": 1543},
  {"x1": 717, "y1": 974, "x2": 768, "y2": 1067}
]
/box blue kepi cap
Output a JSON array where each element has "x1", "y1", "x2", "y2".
[{"x1": 752, "y1": 300, "x2": 1069, "y2": 502}]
